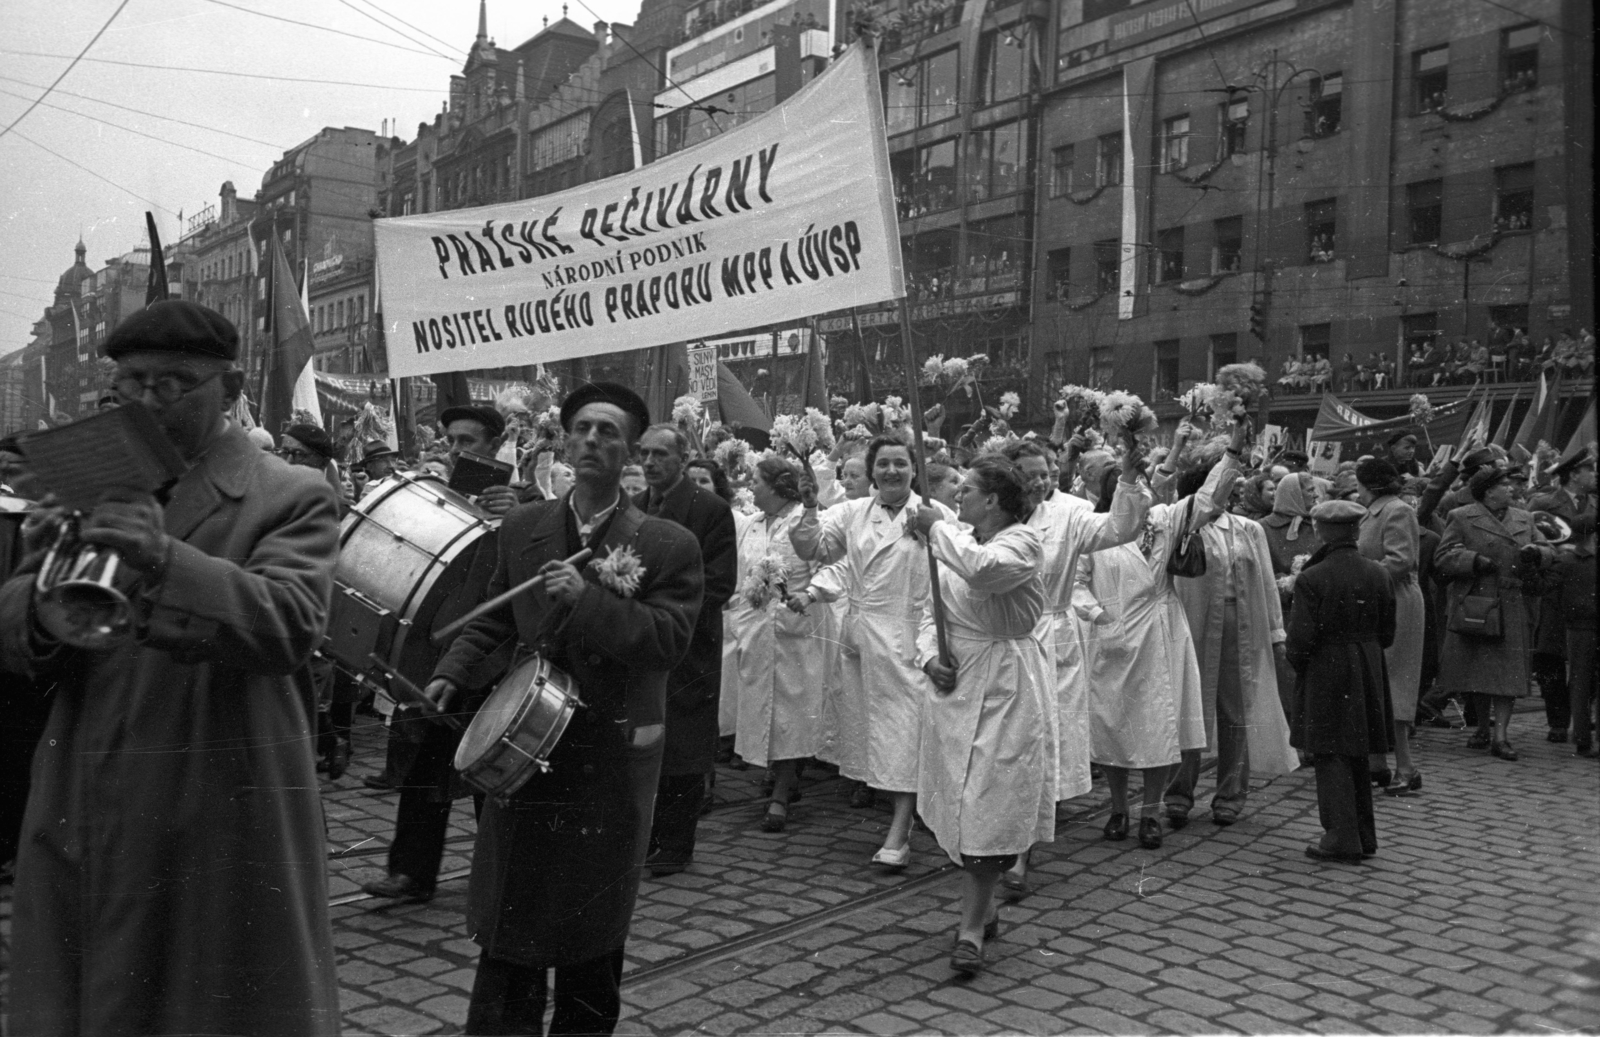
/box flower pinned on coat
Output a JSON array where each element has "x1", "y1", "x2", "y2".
[
  {"x1": 590, "y1": 544, "x2": 646, "y2": 598},
  {"x1": 745, "y1": 554, "x2": 790, "y2": 609},
  {"x1": 1276, "y1": 552, "x2": 1311, "y2": 595}
]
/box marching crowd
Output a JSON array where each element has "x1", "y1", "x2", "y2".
[{"x1": 0, "y1": 299, "x2": 1595, "y2": 1035}]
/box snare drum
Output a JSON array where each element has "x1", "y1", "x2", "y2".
[
  {"x1": 455, "y1": 654, "x2": 582, "y2": 801},
  {"x1": 326, "y1": 471, "x2": 496, "y2": 682}
]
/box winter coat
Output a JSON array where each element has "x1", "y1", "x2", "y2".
[
  {"x1": 1285, "y1": 541, "x2": 1396, "y2": 756},
  {"x1": 433, "y1": 495, "x2": 702, "y2": 967},
  {"x1": 1358, "y1": 494, "x2": 1426, "y2": 717},
  {"x1": 1528, "y1": 486, "x2": 1596, "y2": 655},
  {"x1": 0, "y1": 424, "x2": 342, "y2": 1037},
  {"x1": 1434, "y1": 502, "x2": 1552, "y2": 699}
]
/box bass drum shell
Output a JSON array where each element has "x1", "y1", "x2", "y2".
[
  {"x1": 455, "y1": 654, "x2": 582, "y2": 801},
  {"x1": 329, "y1": 472, "x2": 497, "y2": 686}
]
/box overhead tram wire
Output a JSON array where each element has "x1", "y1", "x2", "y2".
[
  {"x1": 332, "y1": 0, "x2": 465, "y2": 62},
  {"x1": 10, "y1": 130, "x2": 179, "y2": 217},
  {"x1": 0, "y1": 51, "x2": 444, "y2": 92},
  {"x1": 348, "y1": 0, "x2": 472, "y2": 60},
  {"x1": 196, "y1": 0, "x2": 456, "y2": 60},
  {"x1": 0, "y1": 74, "x2": 283, "y2": 149},
  {"x1": 0, "y1": 0, "x2": 132, "y2": 141},
  {"x1": 0, "y1": 87, "x2": 271, "y2": 166},
  {"x1": 566, "y1": 0, "x2": 723, "y2": 133}
]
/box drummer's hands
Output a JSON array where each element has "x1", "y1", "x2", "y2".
[
  {"x1": 923, "y1": 656, "x2": 958, "y2": 694},
  {"x1": 913, "y1": 504, "x2": 942, "y2": 538},
  {"x1": 423, "y1": 677, "x2": 459, "y2": 716},
  {"x1": 540, "y1": 558, "x2": 585, "y2": 606},
  {"x1": 477, "y1": 484, "x2": 519, "y2": 516},
  {"x1": 81, "y1": 489, "x2": 169, "y2": 578}
]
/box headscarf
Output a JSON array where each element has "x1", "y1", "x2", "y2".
[
  {"x1": 1237, "y1": 473, "x2": 1274, "y2": 519},
  {"x1": 1272, "y1": 471, "x2": 1318, "y2": 541}
]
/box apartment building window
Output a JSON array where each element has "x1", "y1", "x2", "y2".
[
  {"x1": 1414, "y1": 46, "x2": 1449, "y2": 113},
  {"x1": 1154, "y1": 339, "x2": 1181, "y2": 399},
  {"x1": 1089, "y1": 346, "x2": 1115, "y2": 389},
  {"x1": 337, "y1": 300, "x2": 347, "y2": 328},
  {"x1": 1213, "y1": 216, "x2": 1243, "y2": 273},
  {"x1": 884, "y1": 49, "x2": 961, "y2": 136},
  {"x1": 1050, "y1": 145, "x2": 1075, "y2": 197},
  {"x1": 1096, "y1": 132, "x2": 1123, "y2": 187},
  {"x1": 966, "y1": 120, "x2": 1028, "y2": 202},
  {"x1": 1155, "y1": 226, "x2": 1185, "y2": 283},
  {"x1": 1299, "y1": 322, "x2": 1331, "y2": 360},
  {"x1": 1210, "y1": 333, "x2": 1237, "y2": 377},
  {"x1": 1306, "y1": 199, "x2": 1337, "y2": 262},
  {"x1": 1403, "y1": 312, "x2": 1439, "y2": 355},
  {"x1": 1494, "y1": 163, "x2": 1534, "y2": 231},
  {"x1": 1045, "y1": 247, "x2": 1072, "y2": 301},
  {"x1": 1308, "y1": 73, "x2": 1343, "y2": 137},
  {"x1": 1161, "y1": 114, "x2": 1190, "y2": 172},
  {"x1": 1407, "y1": 180, "x2": 1443, "y2": 244},
  {"x1": 1219, "y1": 96, "x2": 1249, "y2": 157},
  {"x1": 890, "y1": 138, "x2": 959, "y2": 218},
  {"x1": 977, "y1": 29, "x2": 1030, "y2": 106},
  {"x1": 1094, "y1": 239, "x2": 1120, "y2": 293},
  {"x1": 1502, "y1": 24, "x2": 1540, "y2": 93},
  {"x1": 356, "y1": 294, "x2": 366, "y2": 324}
]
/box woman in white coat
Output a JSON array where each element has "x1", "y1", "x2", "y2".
[
  {"x1": 1077, "y1": 466, "x2": 1209, "y2": 850},
  {"x1": 789, "y1": 435, "x2": 952, "y2": 868},
  {"x1": 729, "y1": 457, "x2": 834, "y2": 831},
  {"x1": 910, "y1": 455, "x2": 1051, "y2": 974}
]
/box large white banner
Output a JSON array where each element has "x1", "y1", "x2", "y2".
[{"x1": 375, "y1": 43, "x2": 904, "y2": 380}]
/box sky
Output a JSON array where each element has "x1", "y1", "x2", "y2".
[{"x1": 0, "y1": 0, "x2": 642, "y2": 358}]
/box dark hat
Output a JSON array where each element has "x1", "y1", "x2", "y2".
[
  {"x1": 1469, "y1": 464, "x2": 1517, "y2": 500},
  {"x1": 361, "y1": 439, "x2": 399, "y2": 463},
  {"x1": 1458, "y1": 446, "x2": 1499, "y2": 476},
  {"x1": 1356, "y1": 457, "x2": 1403, "y2": 493},
  {"x1": 1311, "y1": 499, "x2": 1366, "y2": 523},
  {"x1": 1549, "y1": 449, "x2": 1596, "y2": 480},
  {"x1": 1386, "y1": 430, "x2": 1419, "y2": 447},
  {"x1": 1280, "y1": 450, "x2": 1309, "y2": 467},
  {"x1": 103, "y1": 300, "x2": 239, "y2": 361},
  {"x1": 438, "y1": 404, "x2": 506, "y2": 440},
  {"x1": 283, "y1": 423, "x2": 336, "y2": 462},
  {"x1": 558, "y1": 382, "x2": 651, "y2": 440}
]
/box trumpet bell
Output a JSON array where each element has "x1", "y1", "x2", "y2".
[{"x1": 34, "y1": 519, "x2": 137, "y2": 650}]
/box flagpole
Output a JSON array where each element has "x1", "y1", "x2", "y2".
[{"x1": 897, "y1": 298, "x2": 951, "y2": 667}]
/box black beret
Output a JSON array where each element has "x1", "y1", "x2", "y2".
[
  {"x1": 284, "y1": 423, "x2": 336, "y2": 461},
  {"x1": 1356, "y1": 457, "x2": 1403, "y2": 493},
  {"x1": 103, "y1": 300, "x2": 239, "y2": 361},
  {"x1": 438, "y1": 405, "x2": 506, "y2": 440},
  {"x1": 559, "y1": 382, "x2": 651, "y2": 440}
]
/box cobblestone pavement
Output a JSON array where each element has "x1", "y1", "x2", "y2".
[{"x1": 5, "y1": 702, "x2": 1598, "y2": 1035}]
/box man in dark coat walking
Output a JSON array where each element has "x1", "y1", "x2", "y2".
[
  {"x1": 1285, "y1": 499, "x2": 1397, "y2": 863},
  {"x1": 634, "y1": 422, "x2": 739, "y2": 874},
  {"x1": 427, "y1": 383, "x2": 703, "y2": 1036}
]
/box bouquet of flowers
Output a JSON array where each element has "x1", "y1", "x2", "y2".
[
  {"x1": 713, "y1": 437, "x2": 753, "y2": 483},
  {"x1": 352, "y1": 400, "x2": 395, "y2": 450},
  {"x1": 981, "y1": 433, "x2": 1017, "y2": 454},
  {"x1": 1276, "y1": 552, "x2": 1311, "y2": 595},
  {"x1": 997, "y1": 391, "x2": 1020, "y2": 420},
  {"x1": 732, "y1": 486, "x2": 757, "y2": 515},
  {"x1": 1056, "y1": 384, "x2": 1105, "y2": 433},
  {"x1": 744, "y1": 554, "x2": 790, "y2": 609},
  {"x1": 1176, "y1": 382, "x2": 1218, "y2": 422},
  {"x1": 842, "y1": 402, "x2": 881, "y2": 433},
  {"x1": 1212, "y1": 363, "x2": 1268, "y2": 426},
  {"x1": 1098, "y1": 390, "x2": 1160, "y2": 440},
  {"x1": 534, "y1": 405, "x2": 565, "y2": 449},
  {"x1": 804, "y1": 407, "x2": 836, "y2": 454},
  {"x1": 770, "y1": 413, "x2": 819, "y2": 458},
  {"x1": 590, "y1": 544, "x2": 646, "y2": 598},
  {"x1": 880, "y1": 396, "x2": 908, "y2": 431},
  {"x1": 1408, "y1": 393, "x2": 1435, "y2": 426}
]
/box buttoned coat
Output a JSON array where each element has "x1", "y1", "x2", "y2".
[
  {"x1": 1358, "y1": 494, "x2": 1426, "y2": 717},
  {"x1": 635, "y1": 475, "x2": 738, "y2": 775},
  {"x1": 0, "y1": 423, "x2": 342, "y2": 1037},
  {"x1": 1285, "y1": 541, "x2": 1396, "y2": 756},
  {"x1": 1528, "y1": 486, "x2": 1596, "y2": 656},
  {"x1": 433, "y1": 495, "x2": 702, "y2": 967},
  {"x1": 1435, "y1": 502, "x2": 1551, "y2": 698}
]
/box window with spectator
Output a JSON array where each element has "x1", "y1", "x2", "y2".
[
  {"x1": 1407, "y1": 179, "x2": 1443, "y2": 244},
  {"x1": 884, "y1": 49, "x2": 961, "y2": 136},
  {"x1": 1494, "y1": 163, "x2": 1534, "y2": 232},
  {"x1": 1155, "y1": 226, "x2": 1185, "y2": 282},
  {"x1": 1154, "y1": 339, "x2": 1180, "y2": 399},
  {"x1": 1213, "y1": 216, "x2": 1243, "y2": 273},
  {"x1": 1414, "y1": 46, "x2": 1448, "y2": 113},
  {"x1": 1306, "y1": 199, "x2": 1337, "y2": 262},
  {"x1": 961, "y1": 215, "x2": 1025, "y2": 294},
  {"x1": 1096, "y1": 132, "x2": 1123, "y2": 186},
  {"x1": 1220, "y1": 96, "x2": 1250, "y2": 157},
  {"x1": 1045, "y1": 247, "x2": 1072, "y2": 302},
  {"x1": 1090, "y1": 345, "x2": 1115, "y2": 389},
  {"x1": 1210, "y1": 332, "x2": 1237, "y2": 377},
  {"x1": 1501, "y1": 24, "x2": 1540, "y2": 93},
  {"x1": 966, "y1": 120, "x2": 1029, "y2": 203},
  {"x1": 1094, "y1": 238, "x2": 1120, "y2": 294},
  {"x1": 1050, "y1": 144, "x2": 1075, "y2": 197},
  {"x1": 1161, "y1": 114, "x2": 1190, "y2": 172},
  {"x1": 1307, "y1": 73, "x2": 1342, "y2": 137},
  {"x1": 890, "y1": 138, "x2": 960, "y2": 218},
  {"x1": 903, "y1": 229, "x2": 957, "y2": 303},
  {"x1": 977, "y1": 28, "x2": 1032, "y2": 106}
]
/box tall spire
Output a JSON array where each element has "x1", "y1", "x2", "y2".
[{"x1": 476, "y1": 0, "x2": 488, "y2": 43}]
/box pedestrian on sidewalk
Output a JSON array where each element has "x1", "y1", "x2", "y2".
[
  {"x1": 911, "y1": 456, "x2": 1053, "y2": 974},
  {"x1": 1285, "y1": 499, "x2": 1396, "y2": 862}
]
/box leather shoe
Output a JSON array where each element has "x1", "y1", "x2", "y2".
[
  {"x1": 998, "y1": 871, "x2": 1030, "y2": 901},
  {"x1": 362, "y1": 774, "x2": 397, "y2": 792},
  {"x1": 1369, "y1": 768, "x2": 1391, "y2": 789},
  {"x1": 1548, "y1": 728, "x2": 1568, "y2": 743},
  {"x1": 1490, "y1": 741, "x2": 1519, "y2": 761},
  {"x1": 326, "y1": 742, "x2": 351, "y2": 781},
  {"x1": 949, "y1": 938, "x2": 984, "y2": 973},
  {"x1": 1466, "y1": 731, "x2": 1491, "y2": 750},
  {"x1": 871, "y1": 843, "x2": 910, "y2": 871},
  {"x1": 1304, "y1": 843, "x2": 1364, "y2": 863},
  {"x1": 1166, "y1": 811, "x2": 1189, "y2": 830},
  {"x1": 362, "y1": 873, "x2": 434, "y2": 902},
  {"x1": 1138, "y1": 817, "x2": 1163, "y2": 849},
  {"x1": 1211, "y1": 811, "x2": 1239, "y2": 827},
  {"x1": 760, "y1": 803, "x2": 787, "y2": 833},
  {"x1": 1103, "y1": 813, "x2": 1129, "y2": 841},
  {"x1": 646, "y1": 851, "x2": 691, "y2": 877},
  {"x1": 849, "y1": 783, "x2": 877, "y2": 809},
  {"x1": 1575, "y1": 741, "x2": 1597, "y2": 758}
]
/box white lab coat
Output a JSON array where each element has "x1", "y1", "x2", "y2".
[{"x1": 915, "y1": 521, "x2": 1053, "y2": 861}]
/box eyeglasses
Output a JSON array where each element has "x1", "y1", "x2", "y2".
[
  {"x1": 278, "y1": 447, "x2": 320, "y2": 464},
  {"x1": 113, "y1": 369, "x2": 221, "y2": 405}
]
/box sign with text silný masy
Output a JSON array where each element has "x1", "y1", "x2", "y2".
[
  {"x1": 373, "y1": 43, "x2": 905, "y2": 380},
  {"x1": 688, "y1": 344, "x2": 718, "y2": 402}
]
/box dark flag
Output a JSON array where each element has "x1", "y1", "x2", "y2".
[
  {"x1": 644, "y1": 343, "x2": 692, "y2": 428},
  {"x1": 259, "y1": 238, "x2": 316, "y2": 435},
  {"x1": 796, "y1": 332, "x2": 828, "y2": 414},
  {"x1": 144, "y1": 212, "x2": 168, "y2": 305}
]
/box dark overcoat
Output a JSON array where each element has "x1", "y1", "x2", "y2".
[
  {"x1": 433, "y1": 494, "x2": 703, "y2": 967},
  {"x1": 0, "y1": 424, "x2": 342, "y2": 1037},
  {"x1": 1285, "y1": 541, "x2": 1397, "y2": 756},
  {"x1": 1435, "y1": 502, "x2": 1551, "y2": 699},
  {"x1": 1528, "y1": 486, "x2": 1596, "y2": 656},
  {"x1": 635, "y1": 475, "x2": 738, "y2": 776}
]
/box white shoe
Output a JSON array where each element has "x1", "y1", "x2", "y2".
[{"x1": 871, "y1": 843, "x2": 910, "y2": 870}]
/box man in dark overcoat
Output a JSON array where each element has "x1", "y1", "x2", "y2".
[
  {"x1": 634, "y1": 421, "x2": 738, "y2": 874},
  {"x1": 1285, "y1": 499, "x2": 1397, "y2": 863},
  {"x1": 1529, "y1": 452, "x2": 1597, "y2": 742},
  {"x1": 0, "y1": 301, "x2": 342, "y2": 1035},
  {"x1": 427, "y1": 383, "x2": 703, "y2": 1036}
]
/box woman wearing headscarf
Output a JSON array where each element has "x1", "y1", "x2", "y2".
[
  {"x1": 1235, "y1": 472, "x2": 1276, "y2": 521},
  {"x1": 909, "y1": 456, "x2": 1052, "y2": 974},
  {"x1": 1435, "y1": 465, "x2": 1555, "y2": 759},
  {"x1": 1257, "y1": 470, "x2": 1323, "y2": 721},
  {"x1": 1356, "y1": 458, "x2": 1426, "y2": 793}
]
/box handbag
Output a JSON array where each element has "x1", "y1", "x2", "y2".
[
  {"x1": 1167, "y1": 497, "x2": 1209, "y2": 579},
  {"x1": 1448, "y1": 581, "x2": 1504, "y2": 640}
]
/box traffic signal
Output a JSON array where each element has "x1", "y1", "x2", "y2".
[{"x1": 1249, "y1": 300, "x2": 1267, "y2": 341}]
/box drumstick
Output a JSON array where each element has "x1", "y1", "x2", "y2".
[
  {"x1": 367, "y1": 654, "x2": 463, "y2": 730},
  {"x1": 430, "y1": 548, "x2": 594, "y2": 646}
]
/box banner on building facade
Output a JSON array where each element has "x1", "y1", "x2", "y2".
[{"x1": 373, "y1": 42, "x2": 904, "y2": 380}]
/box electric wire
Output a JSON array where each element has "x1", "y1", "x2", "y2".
[
  {"x1": 0, "y1": 0, "x2": 132, "y2": 141},
  {"x1": 196, "y1": 0, "x2": 454, "y2": 60},
  {"x1": 565, "y1": 0, "x2": 723, "y2": 134},
  {"x1": 348, "y1": 0, "x2": 472, "y2": 59},
  {"x1": 10, "y1": 130, "x2": 178, "y2": 216},
  {"x1": 0, "y1": 50, "x2": 444, "y2": 92},
  {"x1": 0, "y1": 87, "x2": 268, "y2": 166},
  {"x1": 332, "y1": 0, "x2": 465, "y2": 62}
]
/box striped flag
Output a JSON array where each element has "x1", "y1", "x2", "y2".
[
  {"x1": 1511, "y1": 371, "x2": 1551, "y2": 458},
  {"x1": 1491, "y1": 387, "x2": 1521, "y2": 447}
]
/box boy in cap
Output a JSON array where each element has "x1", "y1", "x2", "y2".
[{"x1": 1284, "y1": 499, "x2": 1396, "y2": 862}]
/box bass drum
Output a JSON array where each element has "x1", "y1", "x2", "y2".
[
  {"x1": 455, "y1": 654, "x2": 582, "y2": 802},
  {"x1": 326, "y1": 471, "x2": 499, "y2": 688}
]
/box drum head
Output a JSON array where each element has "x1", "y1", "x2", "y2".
[{"x1": 457, "y1": 678, "x2": 523, "y2": 767}]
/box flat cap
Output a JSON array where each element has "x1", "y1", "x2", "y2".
[
  {"x1": 1548, "y1": 449, "x2": 1596, "y2": 480},
  {"x1": 559, "y1": 381, "x2": 651, "y2": 439},
  {"x1": 438, "y1": 404, "x2": 506, "y2": 440},
  {"x1": 284, "y1": 423, "x2": 336, "y2": 461},
  {"x1": 103, "y1": 300, "x2": 239, "y2": 361},
  {"x1": 1469, "y1": 464, "x2": 1518, "y2": 500},
  {"x1": 1311, "y1": 499, "x2": 1367, "y2": 523},
  {"x1": 1458, "y1": 446, "x2": 1501, "y2": 475}
]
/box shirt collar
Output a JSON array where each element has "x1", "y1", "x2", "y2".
[{"x1": 570, "y1": 489, "x2": 621, "y2": 538}]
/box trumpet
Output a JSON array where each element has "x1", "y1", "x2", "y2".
[{"x1": 34, "y1": 514, "x2": 139, "y2": 649}]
